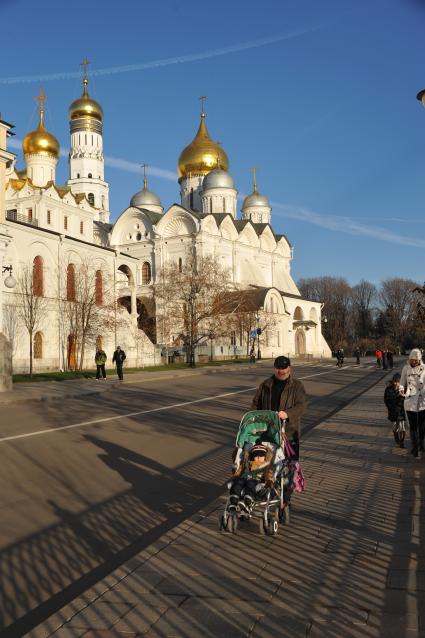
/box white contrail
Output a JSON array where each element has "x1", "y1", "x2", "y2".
[
  {"x1": 9, "y1": 137, "x2": 423, "y2": 248},
  {"x1": 0, "y1": 28, "x2": 322, "y2": 84},
  {"x1": 7, "y1": 137, "x2": 177, "y2": 181}
]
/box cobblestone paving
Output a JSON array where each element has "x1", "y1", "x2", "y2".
[{"x1": 26, "y1": 379, "x2": 425, "y2": 637}]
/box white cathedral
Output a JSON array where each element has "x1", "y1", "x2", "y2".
[{"x1": 0, "y1": 75, "x2": 331, "y2": 375}]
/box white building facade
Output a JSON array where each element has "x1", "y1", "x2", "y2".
[{"x1": 1, "y1": 82, "x2": 331, "y2": 374}]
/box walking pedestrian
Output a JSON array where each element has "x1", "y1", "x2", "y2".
[
  {"x1": 251, "y1": 355, "x2": 306, "y2": 460},
  {"x1": 112, "y1": 345, "x2": 126, "y2": 381},
  {"x1": 400, "y1": 348, "x2": 425, "y2": 459},
  {"x1": 382, "y1": 350, "x2": 388, "y2": 370},
  {"x1": 354, "y1": 348, "x2": 361, "y2": 365},
  {"x1": 376, "y1": 349, "x2": 383, "y2": 369},
  {"x1": 387, "y1": 350, "x2": 394, "y2": 369},
  {"x1": 384, "y1": 373, "x2": 406, "y2": 448},
  {"x1": 95, "y1": 347, "x2": 107, "y2": 380}
]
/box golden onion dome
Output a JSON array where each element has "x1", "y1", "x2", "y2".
[
  {"x1": 178, "y1": 112, "x2": 228, "y2": 178},
  {"x1": 22, "y1": 110, "x2": 60, "y2": 158},
  {"x1": 69, "y1": 79, "x2": 103, "y2": 121}
]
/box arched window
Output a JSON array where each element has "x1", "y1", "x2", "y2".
[
  {"x1": 33, "y1": 256, "x2": 44, "y2": 297},
  {"x1": 67, "y1": 263, "x2": 76, "y2": 301},
  {"x1": 141, "y1": 261, "x2": 151, "y2": 285},
  {"x1": 222, "y1": 197, "x2": 226, "y2": 213},
  {"x1": 190, "y1": 188, "x2": 194, "y2": 209},
  {"x1": 96, "y1": 335, "x2": 103, "y2": 350},
  {"x1": 88, "y1": 173, "x2": 92, "y2": 178},
  {"x1": 179, "y1": 258, "x2": 183, "y2": 273},
  {"x1": 88, "y1": 193, "x2": 95, "y2": 206},
  {"x1": 95, "y1": 270, "x2": 103, "y2": 305},
  {"x1": 34, "y1": 332, "x2": 43, "y2": 359}
]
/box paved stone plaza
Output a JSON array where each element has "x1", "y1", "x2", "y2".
[{"x1": 24, "y1": 375, "x2": 425, "y2": 638}]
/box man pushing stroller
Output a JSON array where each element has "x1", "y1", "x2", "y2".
[{"x1": 229, "y1": 443, "x2": 274, "y2": 514}]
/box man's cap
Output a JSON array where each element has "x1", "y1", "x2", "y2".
[{"x1": 274, "y1": 355, "x2": 290, "y2": 369}]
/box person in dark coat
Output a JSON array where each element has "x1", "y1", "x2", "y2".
[
  {"x1": 382, "y1": 350, "x2": 388, "y2": 370},
  {"x1": 251, "y1": 355, "x2": 306, "y2": 459},
  {"x1": 387, "y1": 350, "x2": 394, "y2": 369},
  {"x1": 354, "y1": 348, "x2": 361, "y2": 365},
  {"x1": 112, "y1": 346, "x2": 126, "y2": 381},
  {"x1": 384, "y1": 373, "x2": 406, "y2": 447}
]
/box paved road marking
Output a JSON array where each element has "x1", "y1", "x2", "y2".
[{"x1": 0, "y1": 369, "x2": 360, "y2": 444}]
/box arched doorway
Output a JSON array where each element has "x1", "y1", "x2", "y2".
[{"x1": 295, "y1": 329, "x2": 306, "y2": 356}]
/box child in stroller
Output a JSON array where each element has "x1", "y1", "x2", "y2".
[
  {"x1": 229, "y1": 443, "x2": 274, "y2": 514},
  {"x1": 220, "y1": 410, "x2": 292, "y2": 535}
]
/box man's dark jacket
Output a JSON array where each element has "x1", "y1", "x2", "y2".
[{"x1": 250, "y1": 375, "x2": 306, "y2": 440}]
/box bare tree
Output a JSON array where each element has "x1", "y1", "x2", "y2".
[
  {"x1": 155, "y1": 249, "x2": 233, "y2": 366},
  {"x1": 15, "y1": 264, "x2": 50, "y2": 376},
  {"x1": 298, "y1": 276, "x2": 352, "y2": 351},
  {"x1": 61, "y1": 258, "x2": 116, "y2": 370},
  {"x1": 351, "y1": 280, "x2": 377, "y2": 340},
  {"x1": 378, "y1": 277, "x2": 419, "y2": 350}
]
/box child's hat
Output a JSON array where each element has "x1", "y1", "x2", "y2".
[
  {"x1": 250, "y1": 444, "x2": 267, "y2": 458},
  {"x1": 392, "y1": 372, "x2": 401, "y2": 382}
]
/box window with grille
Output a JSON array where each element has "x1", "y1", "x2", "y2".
[
  {"x1": 47, "y1": 210, "x2": 51, "y2": 225},
  {"x1": 95, "y1": 270, "x2": 103, "y2": 305},
  {"x1": 80, "y1": 221, "x2": 84, "y2": 234},
  {"x1": 33, "y1": 256, "x2": 44, "y2": 297},
  {"x1": 27, "y1": 208, "x2": 33, "y2": 222},
  {"x1": 64, "y1": 216, "x2": 68, "y2": 230},
  {"x1": 141, "y1": 262, "x2": 151, "y2": 285},
  {"x1": 88, "y1": 193, "x2": 95, "y2": 206},
  {"x1": 34, "y1": 332, "x2": 43, "y2": 359},
  {"x1": 67, "y1": 263, "x2": 76, "y2": 301}
]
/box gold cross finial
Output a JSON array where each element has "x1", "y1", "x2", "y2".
[
  {"x1": 141, "y1": 163, "x2": 148, "y2": 190},
  {"x1": 199, "y1": 95, "x2": 207, "y2": 115},
  {"x1": 80, "y1": 58, "x2": 91, "y2": 80},
  {"x1": 252, "y1": 167, "x2": 257, "y2": 192},
  {"x1": 35, "y1": 85, "x2": 48, "y2": 125}
]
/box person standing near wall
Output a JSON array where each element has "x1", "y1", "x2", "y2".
[
  {"x1": 112, "y1": 345, "x2": 126, "y2": 381},
  {"x1": 400, "y1": 348, "x2": 425, "y2": 459},
  {"x1": 95, "y1": 347, "x2": 107, "y2": 380}
]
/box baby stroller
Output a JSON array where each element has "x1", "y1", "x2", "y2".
[{"x1": 219, "y1": 410, "x2": 292, "y2": 536}]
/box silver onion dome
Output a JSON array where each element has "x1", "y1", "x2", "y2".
[
  {"x1": 242, "y1": 190, "x2": 270, "y2": 209},
  {"x1": 202, "y1": 168, "x2": 235, "y2": 190},
  {"x1": 130, "y1": 188, "x2": 161, "y2": 208}
]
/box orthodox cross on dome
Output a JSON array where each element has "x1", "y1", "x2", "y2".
[
  {"x1": 199, "y1": 95, "x2": 207, "y2": 116},
  {"x1": 80, "y1": 58, "x2": 91, "y2": 93},
  {"x1": 252, "y1": 166, "x2": 257, "y2": 192},
  {"x1": 80, "y1": 58, "x2": 91, "y2": 80},
  {"x1": 141, "y1": 163, "x2": 148, "y2": 190},
  {"x1": 35, "y1": 85, "x2": 48, "y2": 125}
]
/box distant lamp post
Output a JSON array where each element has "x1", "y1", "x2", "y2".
[
  {"x1": 255, "y1": 312, "x2": 262, "y2": 360},
  {"x1": 2, "y1": 265, "x2": 16, "y2": 289}
]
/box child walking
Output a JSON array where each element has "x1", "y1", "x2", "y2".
[{"x1": 384, "y1": 373, "x2": 406, "y2": 448}]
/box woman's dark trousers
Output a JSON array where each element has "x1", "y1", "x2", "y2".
[{"x1": 406, "y1": 410, "x2": 425, "y2": 454}]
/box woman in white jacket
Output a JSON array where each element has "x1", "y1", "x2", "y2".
[{"x1": 400, "y1": 348, "x2": 425, "y2": 458}]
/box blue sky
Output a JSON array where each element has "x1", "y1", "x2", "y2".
[{"x1": 1, "y1": 0, "x2": 424, "y2": 285}]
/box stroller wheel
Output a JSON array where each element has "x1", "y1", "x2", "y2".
[
  {"x1": 266, "y1": 511, "x2": 279, "y2": 536},
  {"x1": 227, "y1": 513, "x2": 238, "y2": 534},
  {"x1": 219, "y1": 514, "x2": 227, "y2": 531}
]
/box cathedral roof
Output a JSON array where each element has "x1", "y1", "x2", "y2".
[
  {"x1": 178, "y1": 112, "x2": 228, "y2": 179},
  {"x1": 202, "y1": 168, "x2": 235, "y2": 190}
]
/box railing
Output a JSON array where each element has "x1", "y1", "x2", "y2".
[{"x1": 6, "y1": 210, "x2": 39, "y2": 227}]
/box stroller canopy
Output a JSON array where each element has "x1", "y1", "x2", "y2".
[{"x1": 236, "y1": 410, "x2": 281, "y2": 448}]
